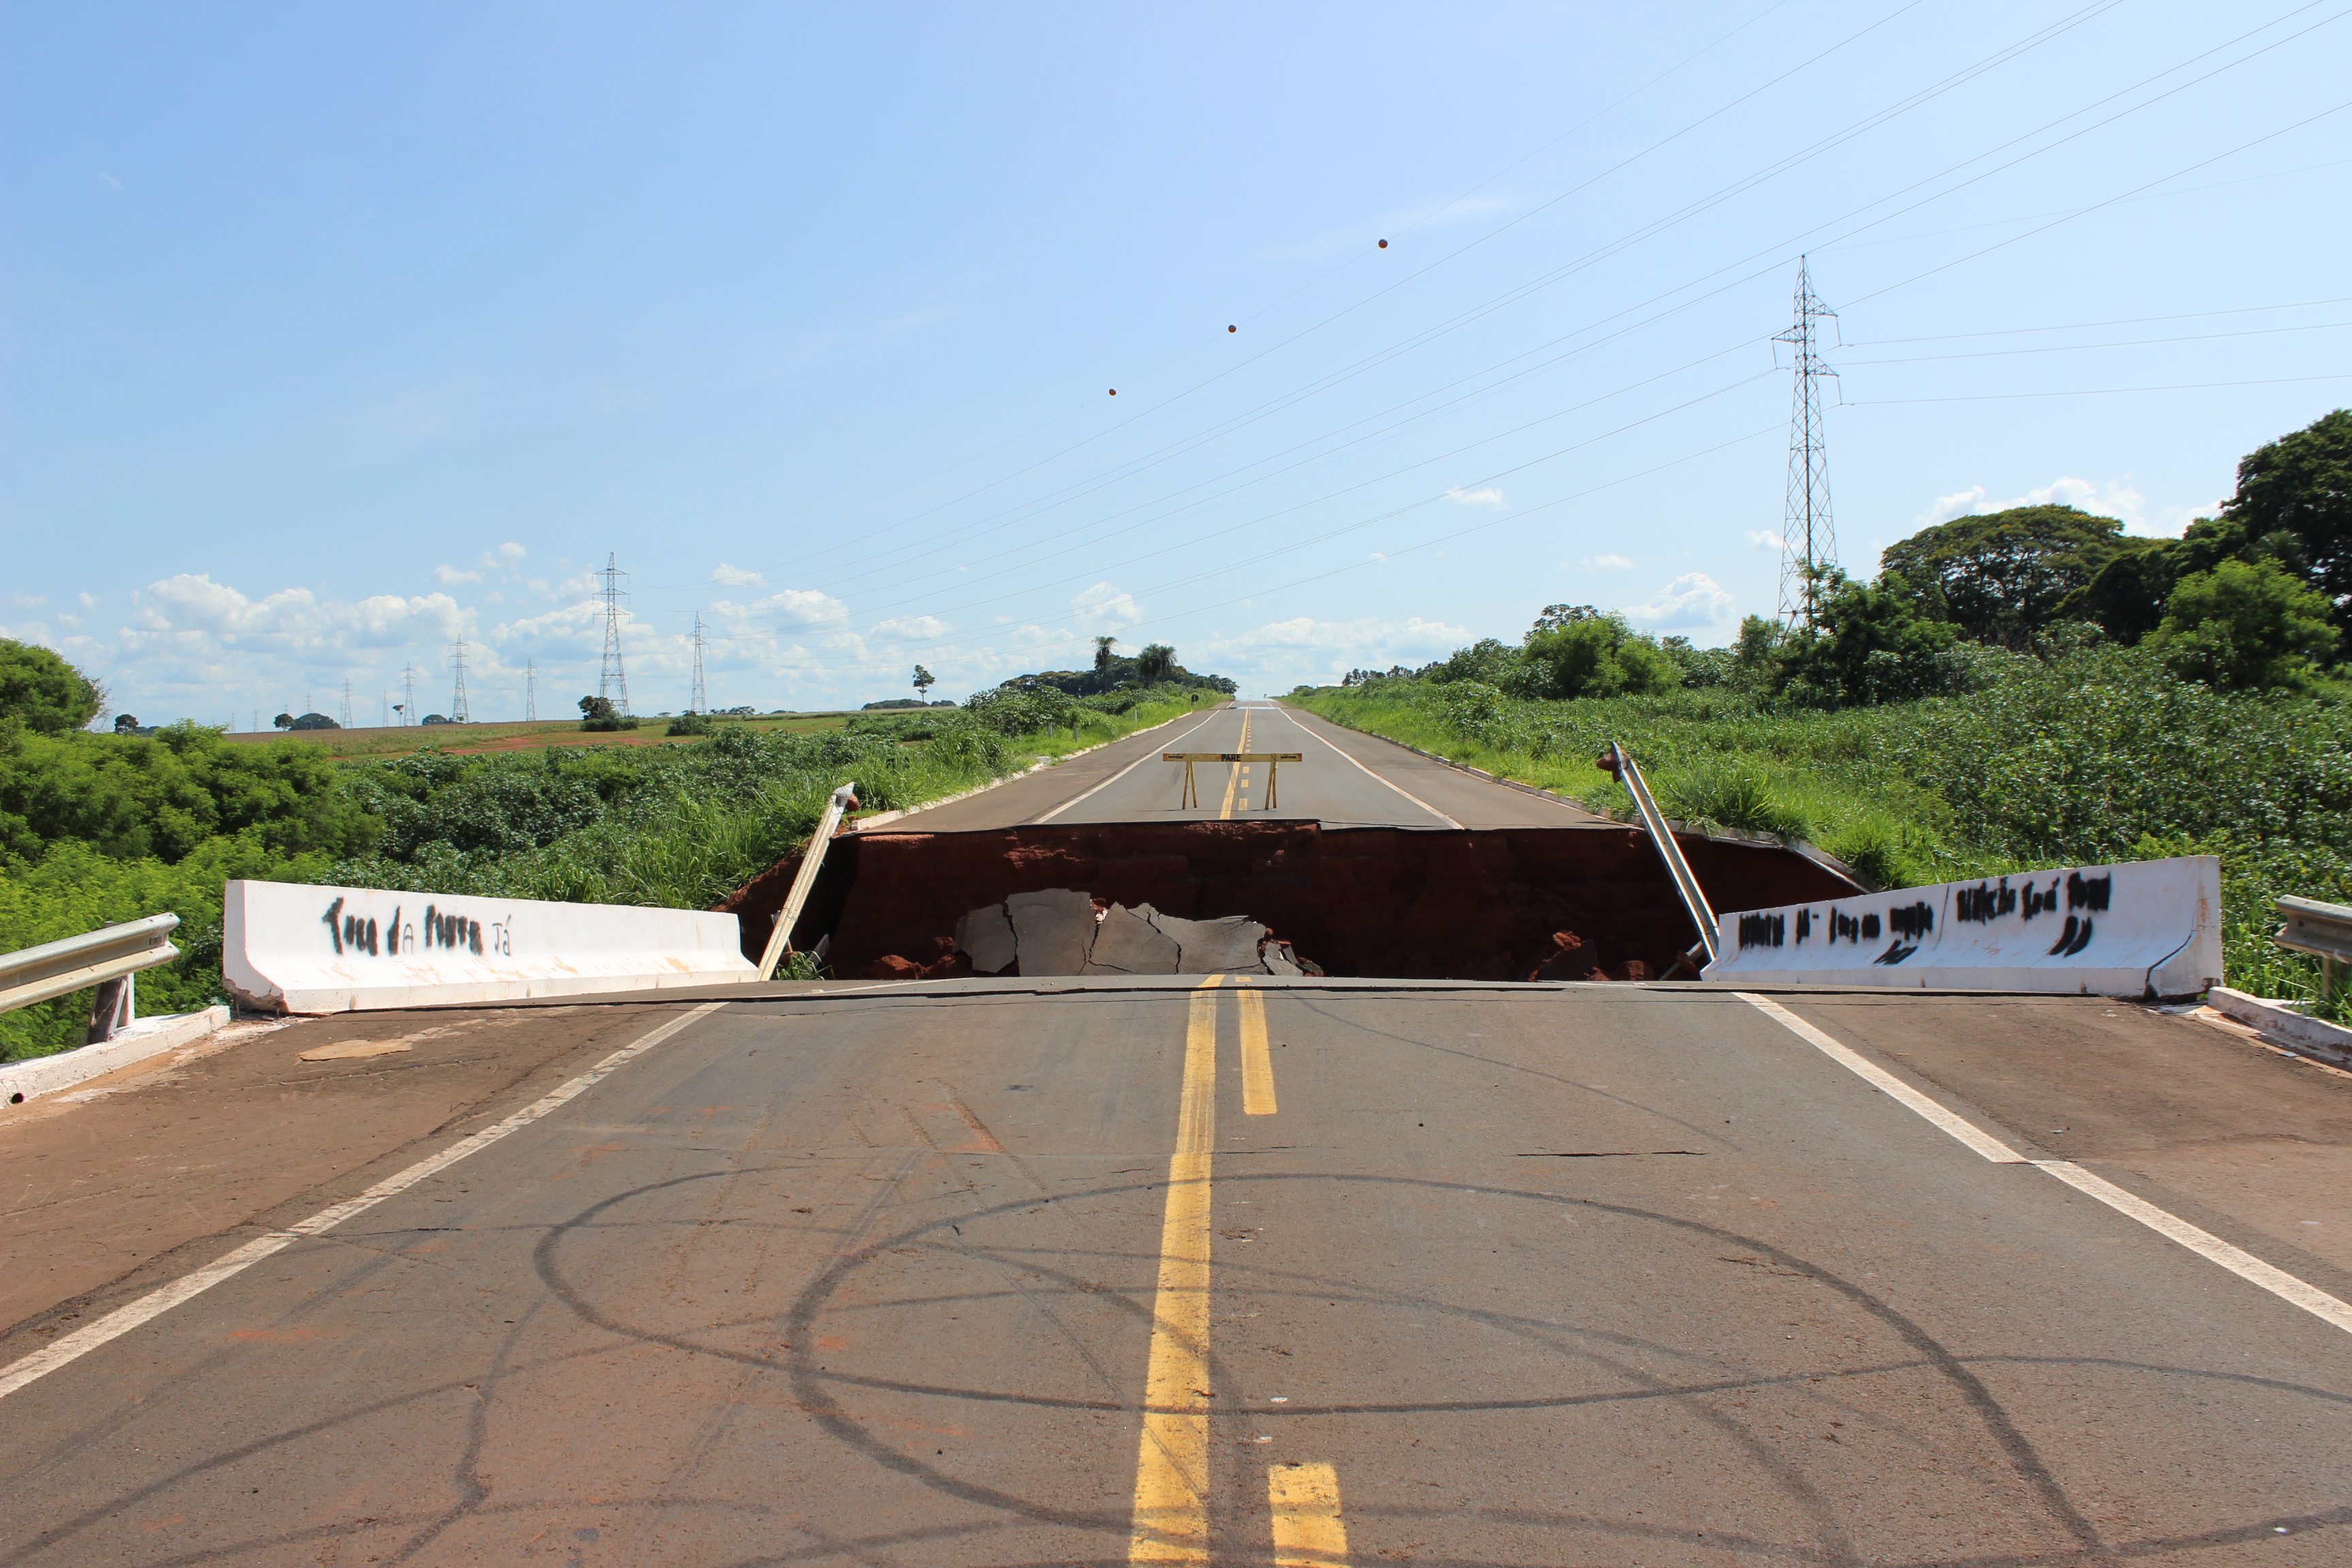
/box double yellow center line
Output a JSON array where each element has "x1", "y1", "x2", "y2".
[
  {"x1": 1218, "y1": 709, "x2": 1255, "y2": 819},
  {"x1": 1130, "y1": 977, "x2": 1349, "y2": 1563}
]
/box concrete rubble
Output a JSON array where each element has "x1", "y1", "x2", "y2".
[{"x1": 881, "y1": 894, "x2": 1321, "y2": 979}]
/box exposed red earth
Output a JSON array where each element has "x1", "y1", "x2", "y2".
[{"x1": 717, "y1": 819, "x2": 1858, "y2": 982}]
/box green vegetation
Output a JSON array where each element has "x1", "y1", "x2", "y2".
[
  {"x1": 1303, "y1": 408, "x2": 2352, "y2": 1020},
  {"x1": 0, "y1": 639, "x2": 105, "y2": 735},
  {"x1": 0, "y1": 653, "x2": 1222, "y2": 1061}
]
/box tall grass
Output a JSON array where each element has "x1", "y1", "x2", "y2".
[{"x1": 1298, "y1": 647, "x2": 2352, "y2": 1017}]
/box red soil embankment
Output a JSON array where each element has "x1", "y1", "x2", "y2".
[{"x1": 716, "y1": 821, "x2": 1859, "y2": 982}]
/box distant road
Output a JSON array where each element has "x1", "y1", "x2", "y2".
[{"x1": 896, "y1": 699, "x2": 1606, "y2": 832}]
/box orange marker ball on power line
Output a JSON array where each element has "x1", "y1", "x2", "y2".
[
  {"x1": 1377, "y1": 238, "x2": 1388, "y2": 248},
  {"x1": 1228, "y1": 325, "x2": 1236, "y2": 333},
  {"x1": 1108, "y1": 389, "x2": 1116, "y2": 395}
]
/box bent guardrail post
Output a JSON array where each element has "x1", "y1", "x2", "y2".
[
  {"x1": 1600, "y1": 743, "x2": 1718, "y2": 966},
  {"x1": 2276, "y1": 894, "x2": 2352, "y2": 1003},
  {"x1": 0, "y1": 914, "x2": 182, "y2": 1025},
  {"x1": 757, "y1": 783, "x2": 859, "y2": 981}
]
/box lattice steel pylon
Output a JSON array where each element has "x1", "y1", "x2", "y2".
[
  {"x1": 525, "y1": 659, "x2": 537, "y2": 721},
  {"x1": 448, "y1": 640, "x2": 472, "y2": 723},
  {"x1": 689, "y1": 613, "x2": 708, "y2": 716},
  {"x1": 340, "y1": 679, "x2": 355, "y2": 730},
  {"x1": 597, "y1": 554, "x2": 632, "y2": 717},
  {"x1": 1774, "y1": 257, "x2": 1841, "y2": 630}
]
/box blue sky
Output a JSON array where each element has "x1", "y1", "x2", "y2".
[{"x1": 6, "y1": 1, "x2": 2349, "y2": 722}]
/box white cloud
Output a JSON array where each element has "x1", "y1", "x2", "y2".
[
  {"x1": 434, "y1": 564, "x2": 483, "y2": 586},
  {"x1": 869, "y1": 615, "x2": 951, "y2": 641},
  {"x1": 1369, "y1": 552, "x2": 1388, "y2": 562},
  {"x1": 485, "y1": 542, "x2": 525, "y2": 569},
  {"x1": 1448, "y1": 486, "x2": 1507, "y2": 508},
  {"x1": 1071, "y1": 582, "x2": 1143, "y2": 630},
  {"x1": 1621, "y1": 573, "x2": 1736, "y2": 632},
  {"x1": 97, "y1": 172, "x2": 122, "y2": 191},
  {"x1": 1746, "y1": 529, "x2": 1785, "y2": 551},
  {"x1": 710, "y1": 562, "x2": 767, "y2": 588},
  {"x1": 1914, "y1": 476, "x2": 2177, "y2": 536},
  {"x1": 9, "y1": 593, "x2": 48, "y2": 610},
  {"x1": 712, "y1": 587, "x2": 851, "y2": 631},
  {"x1": 1582, "y1": 554, "x2": 1635, "y2": 571},
  {"x1": 79, "y1": 592, "x2": 99, "y2": 610}
]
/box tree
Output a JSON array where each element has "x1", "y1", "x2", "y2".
[
  {"x1": 912, "y1": 664, "x2": 936, "y2": 701},
  {"x1": 2145, "y1": 557, "x2": 2340, "y2": 691},
  {"x1": 1425, "y1": 638, "x2": 1523, "y2": 687},
  {"x1": 2218, "y1": 408, "x2": 2352, "y2": 635},
  {"x1": 0, "y1": 640, "x2": 105, "y2": 734},
  {"x1": 1092, "y1": 636, "x2": 1119, "y2": 676},
  {"x1": 272, "y1": 713, "x2": 295, "y2": 730},
  {"x1": 1517, "y1": 613, "x2": 1681, "y2": 700},
  {"x1": 1529, "y1": 604, "x2": 1600, "y2": 635},
  {"x1": 113, "y1": 714, "x2": 141, "y2": 734},
  {"x1": 1136, "y1": 643, "x2": 1177, "y2": 683},
  {"x1": 1780, "y1": 568, "x2": 1961, "y2": 705},
  {"x1": 1880, "y1": 504, "x2": 2126, "y2": 648}
]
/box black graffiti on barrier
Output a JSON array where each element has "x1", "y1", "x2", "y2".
[
  {"x1": 321, "y1": 898, "x2": 514, "y2": 958},
  {"x1": 2047, "y1": 914, "x2": 2096, "y2": 957},
  {"x1": 2068, "y1": 872, "x2": 2112, "y2": 912},
  {"x1": 1955, "y1": 879, "x2": 2018, "y2": 924},
  {"x1": 1795, "y1": 909, "x2": 1812, "y2": 944},
  {"x1": 1737, "y1": 912, "x2": 1786, "y2": 949},
  {"x1": 1870, "y1": 900, "x2": 1935, "y2": 966}
]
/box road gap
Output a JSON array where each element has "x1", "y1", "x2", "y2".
[{"x1": 719, "y1": 820, "x2": 1857, "y2": 983}]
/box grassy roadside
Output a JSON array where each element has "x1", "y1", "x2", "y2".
[
  {"x1": 0, "y1": 692, "x2": 1218, "y2": 1062},
  {"x1": 1293, "y1": 655, "x2": 2352, "y2": 1017},
  {"x1": 215, "y1": 710, "x2": 859, "y2": 760}
]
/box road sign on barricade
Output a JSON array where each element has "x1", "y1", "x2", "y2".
[
  {"x1": 225, "y1": 878, "x2": 754, "y2": 1014},
  {"x1": 1165, "y1": 752, "x2": 1303, "y2": 809},
  {"x1": 1701, "y1": 854, "x2": 2221, "y2": 998}
]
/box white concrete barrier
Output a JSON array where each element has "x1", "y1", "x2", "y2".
[
  {"x1": 1701, "y1": 855, "x2": 2222, "y2": 998},
  {"x1": 225, "y1": 879, "x2": 753, "y2": 1014}
]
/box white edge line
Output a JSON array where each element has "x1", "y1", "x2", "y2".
[
  {"x1": 0, "y1": 1000, "x2": 730, "y2": 1403},
  {"x1": 1032, "y1": 706, "x2": 1225, "y2": 823},
  {"x1": 1734, "y1": 991, "x2": 2352, "y2": 1337},
  {"x1": 2030, "y1": 1159, "x2": 2352, "y2": 1335},
  {"x1": 1276, "y1": 708, "x2": 1464, "y2": 830},
  {"x1": 1736, "y1": 993, "x2": 2025, "y2": 1163}
]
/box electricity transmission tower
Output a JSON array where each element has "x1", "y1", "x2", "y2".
[
  {"x1": 525, "y1": 659, "x2": 537, "y2": 721},
  {"x1": 1774, "y1": 256, "x2": 1840, "y2": 630},
  {"x1": 340, "y1": 680, "x2": 355, "y2": 730},
  {"x1": 448, "y1": 640, "x2": 472, "y2": 723},
  {"x1": 689, "y1": 613, "x2": 708, "y2": 715},
  {"x1": 597, "y1": 554, "x2": 632, "y2": 717},
  {"x1": 400, "y1": 664, "x2": 418, "y2": 725}
]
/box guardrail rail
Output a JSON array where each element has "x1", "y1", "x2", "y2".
[
  {"x1": 1600, "y1": 742, "x2": 1718, "y2": 966},
  {"x1": 2276, "y1": 894, "x2": 2352, "y2": 1002},
  {"x1": 0, "y1": 914, "x2": 182, "y2": 1037},
  {"x1": 757, "y1": 783, "x2": 860, "y2": 981}
]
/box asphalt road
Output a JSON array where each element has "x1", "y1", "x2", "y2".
[
  {"x1": 884, "y1": 702, "x2": 1605, "y2": 832},
  {"x1": 5, "y1": 978, "x2": 2351, "y2": 1566}
]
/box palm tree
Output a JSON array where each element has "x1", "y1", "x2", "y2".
[
  {"x1": 1092, "y1": 636, "x2": 1119, "y2": 675},
  {"x1": 1137, "y1": 643, "x2": 1177, "y2": 684}
]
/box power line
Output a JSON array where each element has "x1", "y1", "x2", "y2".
[
  {"x1": 1844, "y1": 371, "x2": 2352, "y2": 406},
  {"x1": 448, "y1": 640, "x2": 471, "y2": 725},
  {"x1": 1846, "y1": 297, "x2": 2352, "y2": 346},
  {"x1": 1775, "y1": 259, "x2": 1840, "y2": 630},
  {"x1": 598, "y1": 554, "x2": 632, "y2": 717}
]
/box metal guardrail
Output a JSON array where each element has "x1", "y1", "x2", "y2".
[
  {"x1": 2276, "y1": 894, "x2": 2352, "y2": 1000},
  {"x1": 1600, "y1": 743, "x2": 1718, "y2": 966},
  {"x1": 0, "y1": 914, "x2": 182, "y2": 1016},
  {"x1": 757, "y1": 784, "x2": 858, "y2": 981}
]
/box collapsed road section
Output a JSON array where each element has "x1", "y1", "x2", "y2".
[{"x1": 718, "y1": 819, "x2": 1861, "y2": 983}]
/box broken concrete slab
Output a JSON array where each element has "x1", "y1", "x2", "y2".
[
  {"x1": 1084, "y1": 903, "x2": 1182, "y2": 975},
  {"x1": 1263, "y1": 941, "x2": 1302, "y2": 977},
  {"x1": 1148, "y1": 910, "x2": 1271, "y2": 974},
  {"x1": 955, "y1": 904, "x2": 1018, "y2": 976},
  {"x1": 1007, "y1": 889, "x2": 1099, "y2": 977}
]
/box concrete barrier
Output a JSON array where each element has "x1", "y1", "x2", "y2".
[
  {"x1": 225, "y1": 879, "x2": 753, "y2": 1014},
  {"x1": 1701, "y1": 855, "x2": 2222, "y2": 998},
  {"x1": 0, "y1": 1006, "x2": 230, "y2": 1104}
]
